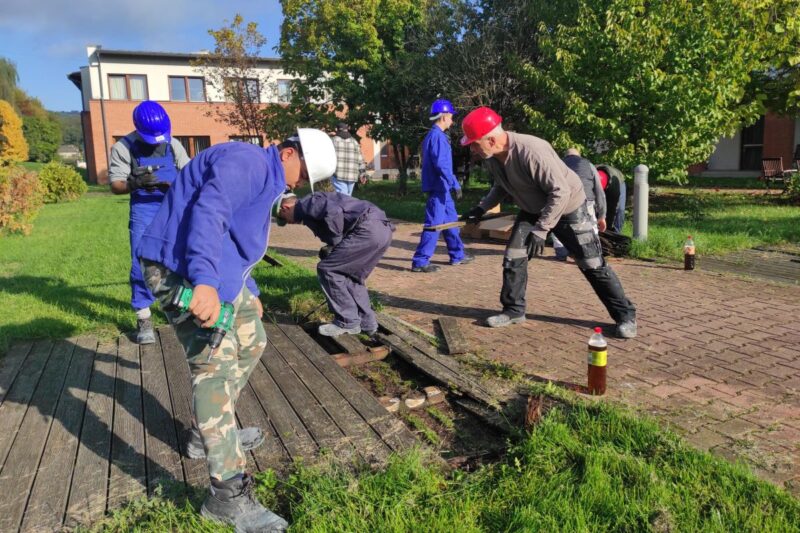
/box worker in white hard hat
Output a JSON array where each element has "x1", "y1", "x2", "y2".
[{"x1": 136, "y1": 128, "x2": 335, "y2": 532}]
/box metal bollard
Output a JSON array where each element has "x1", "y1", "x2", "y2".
[{"x1": 632, "y1": 164, "x2": 649, "y2": 241}]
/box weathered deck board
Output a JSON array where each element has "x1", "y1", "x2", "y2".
[
  {"x1": 21, "y1": 337, "x2": 97, "y2": 533},
  {"x1": 0, "y1": 340, "x2": 75, "y2": 532},
  {"x1": 437, "y1": 316, "x2": 470, "y2": 355},
  {"x1": 65, "y1": 341, "x2": 117, "y2": 527},
  {"x1": 108, "y1": 336, "x2": 147, "y2": 508},
  {"x1": 2, "y1": 320, "x2": 422, "y2": 532}
]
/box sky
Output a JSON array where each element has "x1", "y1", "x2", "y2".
[{"x1": 0, "y1": 0, "x2": 283, "y2": 111}]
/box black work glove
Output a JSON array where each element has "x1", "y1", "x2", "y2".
[
  {"x1": 318, "y1": 245, "x2": 333, "y2": 260},
  {"x1": 127, "y1": 165, "x2": 167, "y2": 191},
  {"x1": 525, "y1": 232, "x2": 546, "y2": 259},
  {"x1": 452, "y1": 187, "x2": 463, "y2": 200},
  {"x1": 460, "y1": 205, "x2": 485, "y2": 224}
]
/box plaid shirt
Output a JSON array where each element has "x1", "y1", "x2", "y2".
[{"x1": 332, "y1": 134, "x2": 366, "y2": 183}]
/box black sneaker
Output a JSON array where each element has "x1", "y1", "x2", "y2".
[
  {"x1": 201, "y1": 474, "x2": 288, "y2": 532},
  {"x1": 450, "y1": 253, "x2": 475, "y2": 266},
  {"x1": 411, "y1": 264, "x2": 441, "y2": 273},
  {"x1": 136, "y1": 318, "x2": 155, "y2": 344}
]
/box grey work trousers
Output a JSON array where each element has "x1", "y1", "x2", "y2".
[{"x1": 500, "y1": 204, "x2": 636, "y2": 323}]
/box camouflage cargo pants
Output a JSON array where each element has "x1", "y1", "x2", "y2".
[{"x1": 142, "y1": 260, "x2": 266, "y2": 481}]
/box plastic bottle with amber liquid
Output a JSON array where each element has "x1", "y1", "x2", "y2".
[
  {"x1": 684, "y1": 235, "x2": 696, "y2": 271},
  {"x1": 587, "y1": 327, "x2": 607, "y2": 395}
]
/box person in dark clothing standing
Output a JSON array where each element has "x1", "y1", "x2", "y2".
[
  {"x1": 597, "y1": 164, "x2": 627, "y2": 233},
  {"x1": 459, "y1": 107, "x2": 637, "y2": 338},
  {"x1": 276, "y1": 192, "x2": 394, "y2": 337}
]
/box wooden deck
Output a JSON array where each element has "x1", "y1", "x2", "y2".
[{"x1": 0, "y1": 322, "x2": 417, "y2": 532}]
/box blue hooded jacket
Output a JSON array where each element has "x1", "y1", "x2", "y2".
[
  {"x1": 421, "y1": 124, "x2": 460, "y2": 194},
  {"x1": 137, "y1": 142, "x2": 286, "y2": 302}
]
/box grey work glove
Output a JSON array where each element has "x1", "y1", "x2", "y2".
[
  {"x1": 525, "y1": 232, "x2": 546, "y2": 259},
  {"x1": 460, "y1": 205, "x2": 485, "y2": 224},
  {"x1": 127, "y1": 165, "x2": 168, "y2": 191},
  {"x1": 318, "y1": 245, "x2": 333, "y2": 260},
  {"x1": 452, "y1": 187, "x2": 463, "y2": 200}
]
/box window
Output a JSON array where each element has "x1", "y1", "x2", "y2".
[
  {"x1": 277, "y1": 80, "x2": 292, "y2": 103},
  {"x1": 175, "y1": 136, "x2": 211, "y2": 158},
  {"x1": 108, "y1": 74, "x2": 148, "y2": 100},
  {"x1": 230, "y1": 135, "x2": 263, "y2": 146},
  {"x1": 169, "y1": 76, "x2": 206, "y2": 102},
  {"x1": 224, "y1": 77, "x2": 260, "y2": 103},
  {"x1": 740, "y1": 116, "x2": 765, "y2": 171}
]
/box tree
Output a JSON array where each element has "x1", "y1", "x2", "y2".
[
  {"x1": 0, "y1": 100, "x2": 29, "y2": 165},
  {"x1": 0, "y1": 57, "x2": 18, "y2": 106},
  {"x1": 53, "y1": 111, "x2": 83, "y2": 147},
  {"x1": 193, "y1": 15, "x2": 272, "y2": 139},
  {"x1": 512, "y1": 0, "x2": 800, "y2": 181},
  {"x1": 23, "y1": 115, "x2": 61, "y2": 162},
  {"x1": 279, "y1": 0, "x2": 455, "y2": 192},
  {"x1": 14, "y1": 88, "x2": 48, "y2": 119}
]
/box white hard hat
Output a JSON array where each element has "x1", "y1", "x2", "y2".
[{"x1": 297, "y1": 128, "x2": 337, "y2": 190}]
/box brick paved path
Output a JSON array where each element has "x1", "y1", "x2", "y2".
[{"x1": 269, "y1": 221, "x2": 800, "y2": 493}]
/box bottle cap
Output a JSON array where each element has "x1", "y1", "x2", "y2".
[
  {"x1": 594, "y1": 327, "x2": 602, "y2": 333},
  {"x1": 687, "y1": 235, "x2": 692, "y2": 239}
]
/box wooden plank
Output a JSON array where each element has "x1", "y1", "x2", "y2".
[
  {"x1": 235, "y1": 382, "x2": 290, "y2": 472},
  {"x1": 376, "y1": 332, "x2": 498, "y2": 408},
  {"x1": 334, "y1": 346, "x2": 389, "y2": 367},
  {"x1": 248, "y1": 355, "x2": 317, "y2": 460},
  {"x1": 21, "y1": 337, "x2": 96, "y2": 533},
  {"x1": 158, "y1": 327, "x2": 208, "y2": 487},
  {"x1": 279, "y1": 324, "x2": 418, "y2": 453},
  {"x1": 139, "y1": 335, "x2": 184, "y2": 495},
  {"x1": 261, "y1": 339, "x2": 356, "y2": 461},
  {"x1": 437, "y1": 317, "x2": 470, "y2": 355},
  {"x1": 0, "y1": 341, "x2": 33, "y2": 408},
  {"x1": 262, "y1": 253, "x2": 285, "y2": 267},
  {"x1": 65, "y1": 341, "x2": 117, "y2": 527},
  {"x1": 108, "y1": 337, "x2": 147, "y2": 508},
  {"x1": 265, "y1": 324, "x2": 390, "y2": 466},
  {"x1": 331, "y1": 333, "x2": 368, "y2": 354},
  {"x1": 0, "y1": 340, "x2": 75, "y2": 532},
  {"x1": 0, "y1": 340, "x2": 53, "y2": 469},
  {"x1": 477, "y1": 215, "x2": 516, "y2": 231}
]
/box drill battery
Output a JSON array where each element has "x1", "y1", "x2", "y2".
[{"x1": 163, "y1": 285, "x2": 235, "y2": 349}]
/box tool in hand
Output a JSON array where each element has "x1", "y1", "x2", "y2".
[
  {"x1": 163, "y1": 285, "x2": 235, "y2": 349},
  {"x1": 128, "y1": 164, "x2": 169, "y2": 191},
  {"x1": 422, "y1": 211, "x2": 511, "y2": 232}
]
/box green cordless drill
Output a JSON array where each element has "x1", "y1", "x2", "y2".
[{"x1": 163, "y1": 286, "x2": 235, "y2": 349}]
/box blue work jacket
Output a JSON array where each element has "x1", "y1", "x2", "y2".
[{"x1": 421, "y1": 125, "x2": 460, "y2": 194}]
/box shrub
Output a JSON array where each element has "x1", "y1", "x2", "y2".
[
  {"x1": 38, "y1": 161, "x2": 87, "y2": 203},
  {"x1": 0, "y1": 100, "x2": 28, "y2": 164},
  {"x1": 23, "y1": 115, "x2": 61, "y2": 163},
  {"x1": 787, "y1": 174, "x2": 800, "y2": 203},
  {"x1": 0, "y1": 165, "x2": 44, "y2": 235}
]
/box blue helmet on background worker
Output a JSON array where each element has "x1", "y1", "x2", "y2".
[
  {"x1": 133, "y1": 100, "x2": 171, "y2": 145},
  {"x1": 430, "y1": 99, "x2": 456, "y2": 120}
]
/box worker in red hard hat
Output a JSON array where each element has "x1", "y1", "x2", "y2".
[{"x1": 459, "y1": 107, "x2": 637, "y2": 338}]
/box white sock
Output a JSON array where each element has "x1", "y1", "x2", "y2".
[{"x1": 135, "y1": 308, "x2": 152, "y2": 320}]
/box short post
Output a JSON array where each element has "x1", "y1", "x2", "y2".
[{"x1": 632, "y1": 164, "x2": 649, "y2": 241}]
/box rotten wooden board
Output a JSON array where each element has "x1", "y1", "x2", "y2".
[
  {"x1": 437, "y1": 317, "x2": 470, "y2": 355},
  {"x1": 334, "y1": 346, "x2": 389, "y2": 367}
]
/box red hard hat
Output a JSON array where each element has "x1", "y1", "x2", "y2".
[
  {"x1": 597, "y1": 169, "x2": 609, "y2": 190},
  {"x1": 460, "y1": 107, "x2": 502, "y2": 146}
]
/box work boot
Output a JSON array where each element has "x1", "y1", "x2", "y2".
[
  {"x1": 450, "y1": 253, "x2": 476, "y2": 266},
  {"x1": 318, "y1": 323, "x2": 361, "y2": 337},
  {"x1": 136, "y1": 318, "x2": 156, "y2": 345},
  {"x1": 201, "y1": 474, "x2": 288, "y2": 532},
  {"x1": 185, "y1": 427, "x2": 265, "y2": 459},
  {"x1": 485, "y1": 313, "x2": 526, "y2": 328},
  {"x1": 616, "y1": 320, "x2": 637, "y2": 339},
  {"x1": 411, "y1": 264, "x2": 441, "y2": 273}
]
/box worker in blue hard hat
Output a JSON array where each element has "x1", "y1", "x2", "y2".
[
  {"x1": 108, "y1": 100, "x2": 190, "y2": 344},
  {"x1": 410, "y1": 98, "x2": 474, "y2": 273}
]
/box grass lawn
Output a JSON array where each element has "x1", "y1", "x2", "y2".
[{"x1": 94, "y1": 386, "x2": 800, "y2": 532}]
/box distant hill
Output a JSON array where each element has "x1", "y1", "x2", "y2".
[{"x1": 52, "y1": 111, "x2": 83, "y2": 147}]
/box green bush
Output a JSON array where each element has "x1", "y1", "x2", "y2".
[
  {"x1": 0, "y1": 165, "x2": 44, "y2": 235},
  {"x1": 38, "y1": 161, "x2": 87, "y2": 203},
  {"x1": 787, "y1": 174, "x2": 800, "y2": 203}
]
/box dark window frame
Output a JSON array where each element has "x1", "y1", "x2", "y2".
[
  {"x1": 169, "y1": 76, "x2": 207, "y2": 102},
  {"x1": 229, "y1": 135, "x2": 263, "y2": 146},
  {"x1": 223, "y1": 77, "x2": 261, "y2": 104},
  {"x1": 175, "y1": 135, "x2": 211, "y2": 158},
  {"x1": 107, "y1": 73, "x2": 149, "y2": 101}
]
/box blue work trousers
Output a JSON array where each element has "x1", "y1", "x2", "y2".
[
  {"x1": 412, "y1": 191, "x2": 465, "y2": 268},
  {"x1": 129, "y1": 203, "x2": 160, "y2": 311}
]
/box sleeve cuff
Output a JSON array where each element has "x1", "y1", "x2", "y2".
[
  {"x1": 191, "y1": 276, "x2": 220, "y2": 290},
  {"x1": 532, "y1": 228, "x2": 549, "y2": 241}
]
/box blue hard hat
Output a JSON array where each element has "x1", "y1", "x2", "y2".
[
  {"x1": 133, "y1": 100, "x2": 171, "y2": 144},
  {"x1": 430, "y1": 99, "x2": 456, "y2": 117}
]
